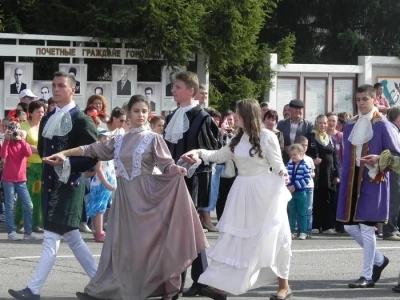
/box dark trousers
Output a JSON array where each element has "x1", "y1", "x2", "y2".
[
  {"x1": 383, "y1": 172, "x2": 400, "y2": 236},
  {"x1": 313, "y1": 187, "x2": 336, "y2": 231},
  {"x1": 334, "y1": 183, "x2": 344, "y2": 232},
  {"x1": 180, "y1": 250, "x2": 208, "y2": 291},
  {"x1": 216, "y1": 177, "x2": 235, "y2": 220}
]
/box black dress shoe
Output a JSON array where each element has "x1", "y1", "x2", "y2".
[
  {"x1": 182, "y1": 285, "x2": 202, "y2": 297},
  {"x1": 8, "y1": 288, "x2": 40, "y2": 300},
  {"x1": 76, "y1": 292, "x2": 103, "y2": 300},
  {"x1": 348, "y1": 277, "x2": 375, "y2": 288},
  {"x1": 200, "y1": 287, "x2": 227, "y2": 300},
  {"x1": 372, "y1": 256, "x2": 389, "y2": 282},
  {"x1": 392, "y1": 284, "x2": 400, "y2": 293}
]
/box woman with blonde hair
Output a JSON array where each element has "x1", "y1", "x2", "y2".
[{"x1": 182, "y1": 99, "x2": 292, "y2": 300}]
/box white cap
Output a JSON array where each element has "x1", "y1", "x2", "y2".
[{"x1": 19, "y1": 89, "x2": 37, "y2": 100}]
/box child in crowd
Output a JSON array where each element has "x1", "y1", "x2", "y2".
[
  {"x1": 0, "y1": 121, "x2": 39, "y2": 240},
  {"x1": 294, "y1": 136, "x2": 315, "y2": 238},
  {"x1": 122, "y1": 118, "x2": 131, "y2": 132},
  {"x1": 0, "y1": 118, "x2": 9, "y2": 223},
  {"x1": 286, "y1": 143, "x2": 312, "y2": 240},
  {"x1": 15, "y1": 110, "x2": 27, "y2": 123},
  {"x1": 87, "y1": 129, "x2": 117, "y2": 242},
  {"x1": 150, "y1": 116, "x2": 165, "y2": 135}
]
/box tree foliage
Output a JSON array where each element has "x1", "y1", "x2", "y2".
[
  {"x1": 0, "y1": 0, "x2": 295, "y2": 112},
  {"x1": 262, "y1": 0, "x2": 400, "y2": 64}
]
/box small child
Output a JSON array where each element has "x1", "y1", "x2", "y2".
[
  {"x1": 87, "y1": 129, "x2": 117, "y2": 242},
  {"x1": 286, "y1": 143, "x2": 312, "y2": 240},
  {"x1": 294, "y1": 136, "x2": 315, "y2": 238},
  {"x1": 0, "y1": 121, "x2": 39, "y2": 240},
  {"x1": 150, "y1": 116, "x2": 165, "y2": 135}
]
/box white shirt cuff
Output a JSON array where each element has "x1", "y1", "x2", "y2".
[
  {"x1": 54, "y1": 158, "x2": 72, "y2": 184},
  {"x1": 365, "y1": 162, "x2": 379, "y2": 179}
]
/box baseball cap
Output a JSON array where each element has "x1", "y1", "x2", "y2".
[
  {"x1": 97, "y1": 128, "x2": 111, "y2": 137},
  {"x1": 19, "y1": 89, "x2": 37, "y2": 100}
]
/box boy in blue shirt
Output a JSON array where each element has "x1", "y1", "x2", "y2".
[{"x1": 287, "y1": 143, "x2": 312, "y2": 240}]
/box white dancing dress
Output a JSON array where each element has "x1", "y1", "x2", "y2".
[{"x1": 198, "y1": 128, "x2": 292, "y2": 295}]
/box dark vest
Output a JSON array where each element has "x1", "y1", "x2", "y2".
[{"x1": 166, "y1": 106, "x2": 211, "y2": 173}]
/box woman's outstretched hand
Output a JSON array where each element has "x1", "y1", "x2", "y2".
[
  {"x1": 42, "y1": 153, "x2": 66, "y2": 166},
  {"x1": 180, "y1": 150, "x2": 199, "y2": 164}
]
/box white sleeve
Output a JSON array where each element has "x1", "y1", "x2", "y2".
[
  {"x1": 199, "y1": 144, "x2": 234, "y2": 164},
  {"x1": 261, "y1": 129, "x2": 286, "y2": 174}
]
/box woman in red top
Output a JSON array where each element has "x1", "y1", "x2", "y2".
[{"x1": 0, "y1": 121, "x2": 40, "y2": 241}]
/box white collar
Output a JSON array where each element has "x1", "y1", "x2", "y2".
[
  {"x1": 180, "y1": 103, "x2": 197, "y2": 113},
  {"x1": 358, "y1": 107, "x2": 375, "y2": 121},
  {"x1": 55, "y1": 101, "x2": 76, "y2": 113}
]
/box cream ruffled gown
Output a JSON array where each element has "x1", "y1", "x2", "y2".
[{"x1": 198, "y1": 128, "x2": 292, "y2": 295}]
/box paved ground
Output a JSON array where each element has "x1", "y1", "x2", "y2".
[{"x1": 2, "y1": 222, "x2": 400, "y2": 299}]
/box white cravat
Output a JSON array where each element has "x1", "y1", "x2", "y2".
[
  {"x1": 42, "y1": 102, "x2": 76, "y2": 139},
  {"x1": 348, "y1": 107, "x2": 377, "y2": 166},
  {"x1": 164, "y1": 103, "x2": 196, "y2": 144}
]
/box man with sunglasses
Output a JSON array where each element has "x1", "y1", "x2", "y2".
[{"x1": 10, "y1": 68, "x2": 27, "y2": 94}]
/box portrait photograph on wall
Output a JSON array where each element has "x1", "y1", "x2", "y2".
[
  {"x1": 137, "y1": 82, "x2": 161, "y2": 114},
  {"x1": 161, "y1": 66, "x2": 186, "y2": 101},
  {"x1": 304, "y1": 78, "x2": 327, "y2": 120},
  {"x1": 32, "y1": 81, "x2": 53, "y2": 102},
  {"x1": 87, "y1": 82, "x2": 112, "y2": 114},
  {"x1": 59, "y1": 64, "x2": 87, "y2": 108},
  {"x1": 376, "y1": 76, "x2": 400, "y2": 107},
  {"x1": 4, "y1": 62, "x2": 34, "y2": 110},
  {"x1": 112, "y1": 64, "x2": 137, "y2": 109}
]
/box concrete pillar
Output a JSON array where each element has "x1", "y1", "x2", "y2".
[
  {"x1": 358, "y1": 56, "x2": 372, "y2": 85},
  {"x1": 267, "y1": 53, "x2": 278, "y2": 109},
  {"x1": 197, "y1": 54, "x2": 209, "y2": 106}
]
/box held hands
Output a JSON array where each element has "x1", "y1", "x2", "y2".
[
  {"x1": 360, "y1": 154, "x2": 380, "y2": 167},
  {"x1": 42, "y1": 153, "x2": 67, "y2": 167},
  {"x1": 180, "y1": 150, "x2": 199, "y2": 164}
]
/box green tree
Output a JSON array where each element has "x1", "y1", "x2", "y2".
[
  {"x1": 0, "y1": 0, "x2": 296, "y2": 112},
  {"x1": 262, "y1": 0, "x2": 400, "y2": 64}
]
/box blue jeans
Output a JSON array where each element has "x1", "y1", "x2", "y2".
[
  {"x1": 288, "y1": 191, "x2": 307, "y2": 234},
  {"x1": 199, "y1": 164, "x2": 223, "y2": 212},
  {"x1": 305, "y1": 188, "x2": 314, "y2": 233},
  {"x1": 3, "y1": 181, "x2": 33, "y2": 235}
]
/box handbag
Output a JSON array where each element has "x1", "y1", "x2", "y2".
[{"x1": 221, "y1": 159, "x2": 237, "y2": 178}]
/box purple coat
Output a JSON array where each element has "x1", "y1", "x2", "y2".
[{"x1": 337, "y1": 114, "x2": 400, "y2": 222}]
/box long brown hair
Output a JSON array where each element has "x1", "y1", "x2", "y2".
[{"x1": 229, "y1": 99, "x2": 263, "y2": 158}]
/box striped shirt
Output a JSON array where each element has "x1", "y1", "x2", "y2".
[{"x1": 287, "y1": 159, "x2": 312, "y2": 192}]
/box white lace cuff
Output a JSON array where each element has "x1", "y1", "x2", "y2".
[
  {"x1": 176, "y1": 158, "x2": 202, "y2": 178},
  {"x1": 366, "y1": 162, "x2": 379, "y2": 179},
  {"x1": 54, "y1": 158, "x2": 71, "y2": 184}
]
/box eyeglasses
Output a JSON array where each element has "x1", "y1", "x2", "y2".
[{"x1": 119, "y1": 119, "x2": 126, "y2": 123}]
